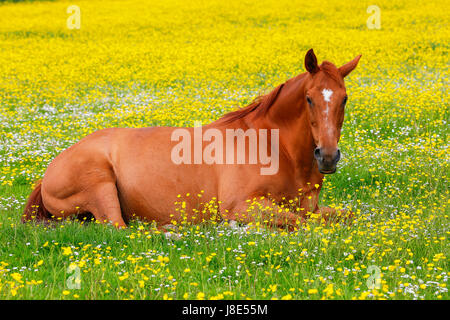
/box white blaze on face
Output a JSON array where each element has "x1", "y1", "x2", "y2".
[
  {"x1": 321, "y1": 88, "x2": 334, "y2": 138},
  {"x1": 322, "y1": 88, "x2": 333, "y2": 116},
  {"x1": 322, "y1": 88, "x2": 333, "y2": 103}
]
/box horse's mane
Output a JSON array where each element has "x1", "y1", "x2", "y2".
[{"x1": 217, "y1": 83, "x2": 285, "y2": 124}]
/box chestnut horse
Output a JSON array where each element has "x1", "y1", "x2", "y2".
[{"x1": 23, "y1": 49, "x2": 361, "y2": 230}]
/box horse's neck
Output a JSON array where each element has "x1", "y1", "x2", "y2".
[
  {"x1": 282, "y1": 112, "x2": 316, "y2": 174},
  {"x1": 211, "y1": 74, "x2": 316, "y2": 174},
  {"x1": 260, "y1": 75, "x2": 316, "y2": 172}
]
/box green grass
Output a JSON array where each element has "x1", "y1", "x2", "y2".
[{"x1": 0, "y1": 164, "x2": 447, "y2": 300}]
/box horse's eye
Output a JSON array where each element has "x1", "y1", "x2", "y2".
[
  {"x1": 306, "y1": 96, "x2": 313, "y2": 106},
  {"x1": 342, "y1": 96, "x2": 348, "y2": 107}
]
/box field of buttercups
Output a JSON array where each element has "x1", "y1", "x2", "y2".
[{"x1": 0, "y1": 0, "x2": 448, "y2": 299}]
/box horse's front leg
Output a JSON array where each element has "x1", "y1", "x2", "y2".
[
  {"x1": 299, "y1": 186, "x2": 353, "y2": 224},
  {"x1": 222, "y1": 198, "x2": 304, "y2": 231},
  {"x1": 298, "y1": 184, "x2": 353, "y2": 223},
  {"x1": 315, "y1": 206, "x2": 354, "y2": 224}
]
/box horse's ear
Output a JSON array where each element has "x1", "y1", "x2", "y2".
[
  {"x1": 305, "y1": 49, "x2": 319, "y2": 74},
  {"x1": 339, "y1": 55, "x2": 362, "y2": 78}
]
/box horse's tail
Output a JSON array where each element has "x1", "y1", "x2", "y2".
[{"x1": 22, "y1": 180, "x2": 52, "y2": 223}]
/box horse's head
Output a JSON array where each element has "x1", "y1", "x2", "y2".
[{"x1": 303, "y1": 49, "x2": 361, "y2": 174}]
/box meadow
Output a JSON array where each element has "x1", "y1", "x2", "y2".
[{"x1": 0, "y1": 0, "x2": 448, "y2": 300}]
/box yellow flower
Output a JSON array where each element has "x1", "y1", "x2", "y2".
[
  {"x1": 61, "y1": 247, "x2": 72, "y2": 256},
  {"x1": 323, "y1": 283, "x2": 334, "y2": 297},
  {"x1": 197, "y1": 292, "x2": 205, "y2": 300},
  {"x1": 11, "y1": 273, "x2": 23, "y2": 283},
  {"x1": 118, "y1": 273, "x2": 129, "y2": 281}
]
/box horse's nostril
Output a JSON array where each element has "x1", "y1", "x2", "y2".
[
  {"x1": 335, "y1": 149, "x2": 341, "y2": 162},
  {"x1": 314, "y1": 148, "x2": 321, "y2": 159}
]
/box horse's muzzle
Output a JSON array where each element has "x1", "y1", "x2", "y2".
[{"x1": 314, "y1": 147, "x2": 341, "y2": 174}]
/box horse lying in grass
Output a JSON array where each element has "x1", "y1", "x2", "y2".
[{"x1": 23, "y1": 49, "x2": 361, "y2": 230}]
